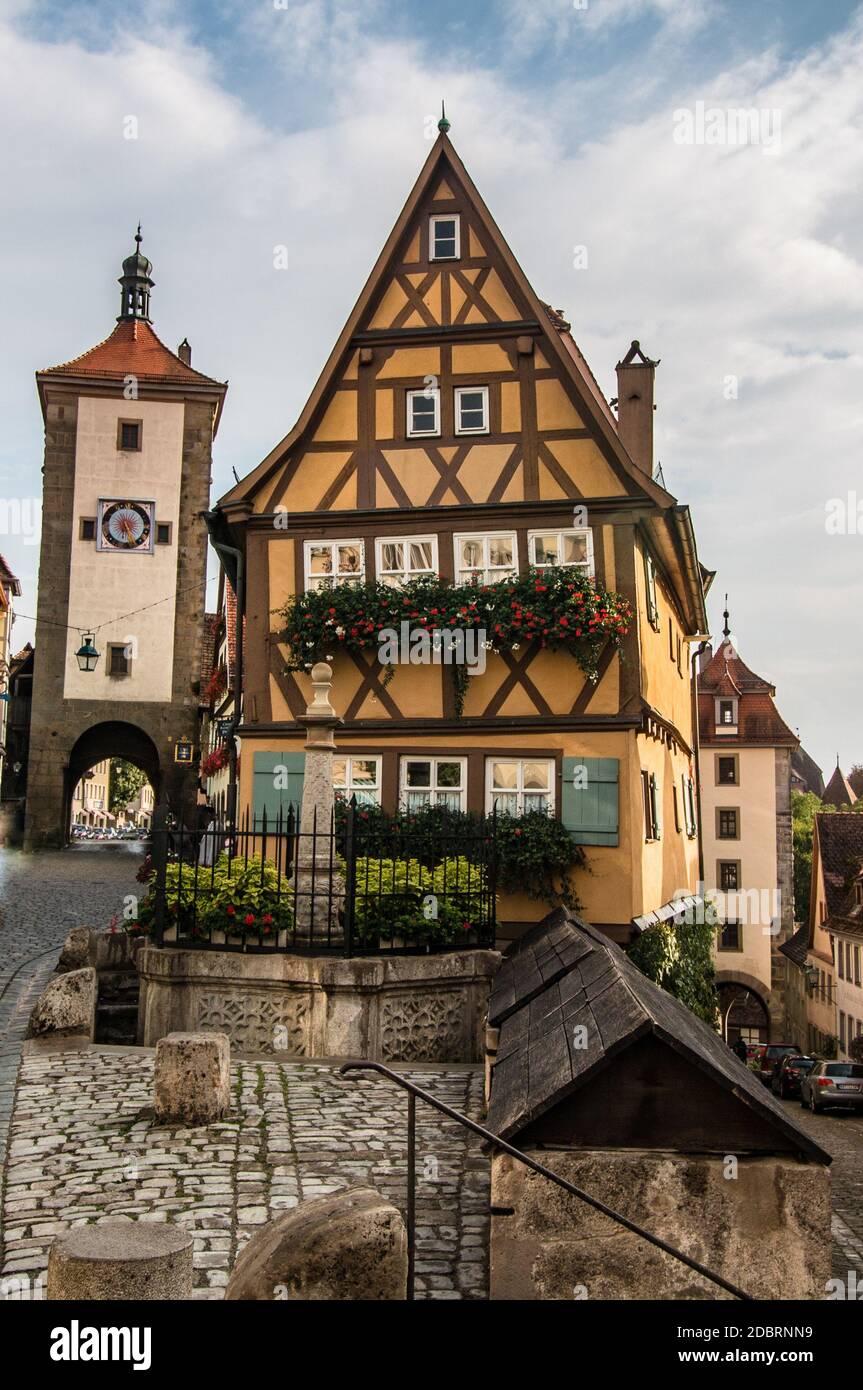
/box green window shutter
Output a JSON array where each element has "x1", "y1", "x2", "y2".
[
  {"x1": 252, "y1": 750, "x2": 305, "y2": 825},
  {"x1": 561, "y1": 756, "x2": 619, "y2": 847},
  {"x1": 650, "y1": 772, "x2": 662, "y2": 840}
]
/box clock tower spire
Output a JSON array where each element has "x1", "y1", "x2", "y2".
[{"x1": 118, "y1": 224, "x2": 154, "y2": 322}]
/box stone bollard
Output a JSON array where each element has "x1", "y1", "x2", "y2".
[
  {"x1": 225, "y1": 1188, "x2": 407, "y2": 1300},
  {"x1": 56, "y1": 926, "x2": 93, "y2": 974},
  {"x1": 153, "y1": 1031, "x2": 230, "y2": 1125},
  {"x1": 47, "y1": 1223, "x2": 194, "y2": 1300},
  {"x1": 26, "y1": 967, "x2": 96, "y2": 1040}
]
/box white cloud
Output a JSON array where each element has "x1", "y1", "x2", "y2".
[{"x1": 0, "y1": 3, "x2": 860, "y2": 770}]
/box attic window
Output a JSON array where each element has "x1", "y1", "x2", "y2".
[
  {"x1": 407, "y1": 387, "x2": 440, "y2": 437},
  {"x1": 716, "y1": 698, "x2": 738, "y2": 729},
  {"x1": 430, "y1": 214, "x2": 460, "y2": 261}
]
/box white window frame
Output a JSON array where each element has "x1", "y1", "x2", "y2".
[
  {"x1": 454, "y1": 385, "x2": 490, "y2": 436},
  {"x1": 333, "y1": 755, "x2": 382, "y2": 806},
  {"x1": 399, "y1": 756, "x2": 467, "y2": 812},
  {"x1": 454, "y1": 531, "x2": 518, "y2": 585},
  {"x1": 485, "y1": 758, "x2": 555, "y2": 817},
  {"x1": 406, "y1": 387, "x2": 441, "y2": 438},
  {"x1": 528, "y1": 527, "x2": 595, "y2": 577},
  {"x1": 303, "y1": 539, "x2": 365, "y2": 591},
  {"x1": 645, "y1": 552, "x2": 660, "y2": 630},
  {"x1": 429, "y1": 213, "x2": 461, "y2": 261},
  {"x1": 375, "y1": 535, "x2": 439, "y2": 585}
]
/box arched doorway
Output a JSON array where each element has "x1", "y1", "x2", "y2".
[
  {"x1": 717, "y1": 980, "x2": 770, "y2": 1047},
  {"x1": 65, "y1": 722, "x2": 162, "y2": 840}
]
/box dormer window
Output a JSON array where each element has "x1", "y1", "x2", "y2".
[
  {"x1": 430, "y1": 214, "x2": 460, "y2": 261},
  {"x1": 716, "y1": 698, "x2": 738, "y2": 730}
]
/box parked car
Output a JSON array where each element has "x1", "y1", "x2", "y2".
[
  {"x1": 772, "y1": 1054, "x2": 817, "y2": 1099},
  {"x1": 800, "y1": 1061, "x2": 863, "y2": 1113},
  {"x1": 751, "y1": 1043, "x2": 802, "y2": 1086}
]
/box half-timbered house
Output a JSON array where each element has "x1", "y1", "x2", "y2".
[{"x1": 211, "y1": 124, "x2": 710, "y2": 942}]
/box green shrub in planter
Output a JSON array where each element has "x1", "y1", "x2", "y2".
[
  {"x1": 199, "y1": 854, "x2": 294, "y2": 939},
  {"x1": 352, "y1": 854, "x2": 493, "y2": 947}
]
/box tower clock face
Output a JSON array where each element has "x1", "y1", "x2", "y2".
[{"x1": 97, "y1": 500, "x2": 154, "y2": 553}]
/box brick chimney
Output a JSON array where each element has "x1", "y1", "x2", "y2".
[
  {"x1": 615, "y1": 340, "x2": 658, "y2": 476},
  {"x1": 178, "y1": 338, "x2": 192, "y2": 366}
]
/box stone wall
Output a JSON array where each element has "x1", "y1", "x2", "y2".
[
  {"x1": 24, "y1": 394, "x2": 216, "y2": 847},
  {"x1": 490, "y1": 1147, "x2": 831, "y2": 1301},
  {"x1": 137, "y1": 946, "x2": 500, "y2": 1063},
  {"x1": 771, "y1": 745, "x2": 795, "y2": 1036}
]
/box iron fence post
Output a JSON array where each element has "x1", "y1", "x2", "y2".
[
  {"x1": 151, "y1": 802, "x2": 169, "y2": 948},
  {"x1": 343, "y1": 797, "x2": 356, "y2": 959},
  {"x1": 406, "y1": 1090, "x2": 416, "y2": 1302}
]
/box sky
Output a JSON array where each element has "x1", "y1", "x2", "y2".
[{"x1": 0, "y1": 0, "x2": 860, "y2": 776}]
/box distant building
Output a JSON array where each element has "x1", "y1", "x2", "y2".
[
  {"x1": 200, "y1": 570, "x2": 239, "y2": 822},
  {"x1": 790, "y1": 746, "x2": 824, "y2": 799},
  {"x1": 0, "y1": 641, "x2": 32, "y2": 844},
  {"x1": 821, "y1": 763, "x2": 857, "y2": 809},
  {"x1": 806, "y1": 813, "x2": 863, "y2": 1059},
  {"x1": 697, "y1": 609, "x2": 797, "y2": 1044},
  {"x1": 71, "y1": 759, "x2": 112, "y2": 828},
  {"x1": 0, "y1": 554, "x2": 21, "y2": 817}
]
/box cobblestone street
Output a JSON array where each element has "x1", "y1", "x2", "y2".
[
  {"x1": 779, "y1": 1096, "x2": 863, "y2": 1288},
  {"x1": 0, "y1": 1046, "x2": 489, "y2": 1300},
  {"x1": 0, "y1": 845, "x2": 143, "y2": 1177}
]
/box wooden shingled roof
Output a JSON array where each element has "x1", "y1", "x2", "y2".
[{"x1": 486, "y1": 911, "x2": 830, "y2": 1163}]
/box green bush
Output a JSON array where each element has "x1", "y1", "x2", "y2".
[
  {"x1": 352, "y1": 854, "x2": 493, "y2": 947},
  {"x1": 127, "y1": 853, "x2": 294, "y2": 942}
]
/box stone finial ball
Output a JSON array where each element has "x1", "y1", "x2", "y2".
[{"x1": 310, "y1": 662, "x2": 333, "y2": 683}]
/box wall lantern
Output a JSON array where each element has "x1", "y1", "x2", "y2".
[{"x1": 76, "y1": 632, "x2": 100, "y2": 672}]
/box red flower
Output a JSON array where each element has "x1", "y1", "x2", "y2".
[
  {"x1": 262, "y1": 914, "x2": 274, "y2": 925},
  {"x1": 226, "y1": 905, "x2": 236, "y2": 917},
  {"x1": 244, "y1": 913, "x2": 255, "y2": 926}
]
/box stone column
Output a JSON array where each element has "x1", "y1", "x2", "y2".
[{"x1": 293, "y1": 662, "x2": 344, "y2": 942}]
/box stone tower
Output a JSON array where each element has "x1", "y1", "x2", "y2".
[{"x1": 25, "y1": 232, "x2": 227, "y2": 847}]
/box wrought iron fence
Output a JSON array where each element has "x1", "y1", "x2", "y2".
[{"x1": 143, "y1": 798, "x2": 497, "y2": 956}]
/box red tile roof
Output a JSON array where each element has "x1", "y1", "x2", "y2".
[
  {"x1": 698, "y1": 640, "x2": 797, "y2": 746},
  {"x1": 823, "y1": 766, "x2": 858, "y2": 809},
  {"x1": 39, "y1": 318, "x2": 224, "y2": 387},
  {"x1": 816, "y1": 813, "x2": 863, "y2": 924},
  {"x1": 0, "y1": 553, "x2": 21, "y2": 598}
]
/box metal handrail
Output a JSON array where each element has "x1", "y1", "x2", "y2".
[{"x1": 340, "y1": 1060, "x2": 754, "y2": 1302}]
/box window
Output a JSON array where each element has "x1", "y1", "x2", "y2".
[
  {"x1": 682, "y1": 774, "x2": 697, "y2": 837},
  {"x1": 717, "y1": 807, "x2": 739, "y2": 840},
  {"x1": 528, "y1": 529, "x2": 594, "y2": 577},
  {"x1": 839, "y1": 947, "x2": 845, "y2": 980},
  {"x1": 718, "y1": 861, "x2": 740, "y2": 893},
  {"x1": 673, "y1": 784, "x2": 681, "y2": 833},
  {"x1": 304, "y1": 540, "x2": 365, "y2": 591},
  {"x1": 840, "y1": 1012, "x2": 846, "y2": 1049},
  {"x1": 486, "y1": 759, "x2": 554, "y2": 816},
  {"x1": 107, "y1": 643, "x2": 131, "y2": 678},
  {"x1": 720, "y1": 919, "x2": 741, "y2": 951},
  {"x1": 400, "y1": 757, "x2": 466, "y2": 812},
  {"x1": 855, "y1": 945, "x2": 861, "y2": 987},
  {"x1": 642, "y1": 771, "x2": 661, "y2": 841},
  {"x1": 454, "y1": 386, "x2": 489, "y2": 435},
  {"x1": 155, "y1": 522, "x2": 172, "y2": 545},
  {"x1": 406, "y1": 387, "x2": 440, "y2": 437},
  {"x1": 80, "y1": 517, "x2": 96, "y2": 541},
  {"x1": 676, "y1": 633, "x2": 683, "y2": 675},
  {"x1": 117, "y1": 420, "x2": 142, "y2": 451},
  {"x1": 430, "y1": 214, "x2": 460, "y2": 261},
  {"x1": 333, "y1": 756, "x2": 381, "y2": 806},
  {"x1": 455, "y1": 532, "x2": 517, "y2": 584},
  {"x1": 716, "y1": 755, "x2": 738, "y2": 786},
  {"x1": 376, "y1": 536, "x2": 437, "y2": 586},
  {"x1": 644, "y1": 553, "x2": 660, "y2": 630},
  {"x1": 717, "y1": 698, "x2": 738, "y2": 729}
]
